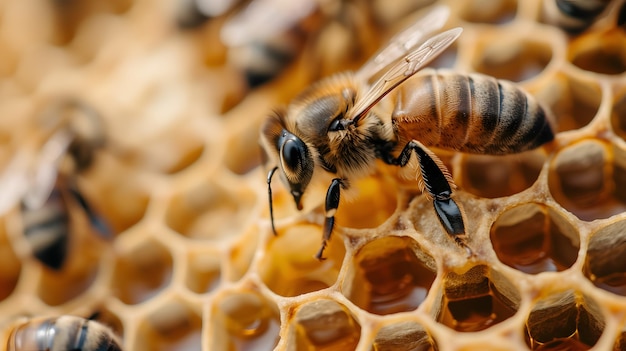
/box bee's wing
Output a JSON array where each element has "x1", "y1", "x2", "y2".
[
  {"x1": 22, "y1": 130, "x2": 73, "y2": 210},
  {"x1": 0, "y1": 153, "x2": 32, "y2": 215},
  {"x1": 356, "y1": 5, "x2": 451, "y2": 82},
  {"x1": 220, "y1": 0, "x2": 317, "y2": 46},
  {"x1": 350, "y1": 27, "x2": 462, "y2": 122}
]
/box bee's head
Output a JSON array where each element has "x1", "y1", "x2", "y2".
[
  {"x1": 276, "y1": 129, "x2": 313, "y2": 210},
  {"x1": 261, "y1": 110, "x2": 314, "y2": 211}
]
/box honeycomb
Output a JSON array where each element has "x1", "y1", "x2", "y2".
[{"x1": 0, "y1": 0, "x2": 626, "y2": 350}]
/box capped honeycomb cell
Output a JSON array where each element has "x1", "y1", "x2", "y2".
[
  {"x1": 584, "y1": 218, "x2": 626, "y2": 296},
  {"x1": 185, "y1": 248, "x2": 221, "y2": 294},
  {"x1": 370, "y1": 320, "x2": 436, "y2": 351},
  {"x1": 259, "y1": 223, "x2": 344, "y2": 297},
  {"x1": 538, "y1": 72, "x2": 602, "y2": 133},
  {"x1": 525, "y1": 290, "x2": 605, "y2": 350},
  {"x1": 458, "y1": 150, "x2": 546, "y2": 198},
  {"x1": 457, "y1": 0, "x2": 517, "y2": 24},
  {"x1": 437, "y1": 265, "x2": 520, "y2": 332},
  {"x1": 209, "y1": 290, "x2": 280, "y2": 351},
  {"x1": 342, "y1": 236, "x2": 436, "y2": 315},
  {"x1": 548, "y1": 139, "x2": 626, "y2": 220},
  {"x1": 0, "y1": 220, "x2": 21, "y2": 302},
  {"x1": 472, "y1": 33, "x2": 553, "y2": 82},
  {"x1": 490, "y1": 203, "x2": 580, "y2": 274},
  {"x1": 111, "y1": 239, "x2": 173, "y2": 305},
  {"x1": 288, "y1": 299, "x2": 361, "y2": 351},
  {"x1": 569, "y1": 29, "x2": 626, "y2": 75},
  {"x1": 165, "y1": 176, "x2": 255, "y2": 240},
  {"x1": 135, "y1": 299, "x2": 202, "y2": 350}
]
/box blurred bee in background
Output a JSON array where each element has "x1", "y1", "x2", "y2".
[
  {"x1": 179, "y1": 0, "x2": 430, "y2": 91},
  {"x1": 5, "y1": 315, "x2": 123, "y2": 351},
  {"x1": 261, "y1": 6, "x2": 554, "y2": 260},
  {"x1": 618, "y1": 0, "x2": 626, "y2": 27},
  {"x1": 0, "y1": 99, "x2": 112, "y2": 271},
  {"x1": 541, "y1": 0, "x2": 615, "y2": 33}
]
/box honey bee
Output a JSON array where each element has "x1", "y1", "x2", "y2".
[
  {"x1": 541, "y1": 0, "x2": 614, "y2": 33},
  {"x1": 261, "y1": 6, "x2": 555, "y2": 260},
  {"x1": 0, "y1": 99, "x2": 112, "y2": 270},
  {"x1": 5, "y1": 315, "x2": 123, "y2": 351}
]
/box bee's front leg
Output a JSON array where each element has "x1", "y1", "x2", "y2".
[
  {"x1": 317, "y1": 178, "x2": 342, "y2": 261},
  {"x1": 383, "y1": 140, "x2": 470, "y2": 253}
]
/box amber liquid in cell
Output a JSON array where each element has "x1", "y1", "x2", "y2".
[
  {"x1": 529, "y1": 336, "x2": 592, "y2": 351},
  {"x1": 228, "y1": 314, "x2": 281, "y2": 351},
  {"x1": 360, "y1": 249, "x2": 434, "y2": 315},
  {"x1": 439, "y1": 292, "x2": 516, "y2": 332},
  {"x1": 592, "y1": 273, "x2": 626, "y2": 296}
]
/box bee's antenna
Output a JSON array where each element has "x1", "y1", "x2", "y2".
[{"x1": 267, "y1": 166, "x2": 279, "y2": 235}]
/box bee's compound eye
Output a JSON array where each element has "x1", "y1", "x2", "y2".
[
  {"x1": 280, "y1": 137, "x2": 308, "y2": 173},
  {"x1": 329, "y1": 119, "x2": 344, "y2": 131}
]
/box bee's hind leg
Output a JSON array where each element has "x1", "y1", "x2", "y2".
[
  {"x1": 384, "y1": 140, "x2": 471, "y2": 255},
  {"x1": 316, "y1": 178, "x2": 342, "y2": 261}
]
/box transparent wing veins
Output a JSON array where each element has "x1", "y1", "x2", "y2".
[
  {"x1": 350, "y1": 27, "x2": 462, "y2": 122},
  {"x1": 356, "y1": 5, "x2": 451, "y2": 82}
]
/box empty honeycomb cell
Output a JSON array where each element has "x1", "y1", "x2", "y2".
[
  {"x1": 342, "y1": 236, "x2": 436, "y2": 315},
  {"x1": 80, "y1": 158, "x2": 150, "y2": 233},
  {"x1": 124, "y1": 133, "x2": 206, "y2": 174},
  {"x1": 335, "y1": 173, "x2": 399, "y2": 230},
  {"x1": 0, "y1": 222, "x2": 21, "y2": 302},
  {"x1": 35, "y1": 229, "x2": 106, "y2": 306},
  {"x1": 185, "y1": 249, "x2": 221, "y2": 294},
  {"x1": 370, "y1": 320, "x2": 436, "y2": 351},
  {"x1": 537, "y1": 72, "x2": 602, "y2": 133},
  {"x1": 111, "y1": 239, "x2": 173, "y2": 305},
  {"x1": 223, "y1": 119, "x2": 265, "y2": 175},
  {"x1": 548, "y1": 139, "x2": 626, "y2": 221},
  {"x1": 569, "y1": 29, "x2": 626, "y2": 75},
  {"x1": 611, "y1": 88, "x2": 626, "y2": 141},
  {"x1": 458, "y1": 0, "x2": 517, "y2": 24},
  {"x1": 165, "y1": 177, "x2": 255, "y2": 240},
  {"x1": 525, "y1": 290, "x2": 605, "y2": 350},
  {"x1": 209, "y1": 290, "x2": 280, "y2": 351},
  {"x1": 472, "y1": 36, "x2": 552, "y2": 82},
  {"x1": 135, "y1": 300, "x2": 202, "y2": 351},
  {"x1": 437, "y1": 265, "x2": 519, "y2": 332},
  {"x1": 458, "y1": 150, "x2": 546, "y2": 199},
  {"x1": 36, "y1": 259, "x2": 100, "y2": 306},
  {"x1": 288, "y1": 299, "x2": 361, "y2": 351},
  {"x1": 259, "y1": 223, "x2": 345, "y2": 297},
  {"x1": 226, "y1": 226, "x2": 258, "y2": 281},
  {"x1": 490, "y1": 203, "x2": 579, "y2": 274},
  {"x1": 584, "y1": 218, "x2": 626, "y2": 296}
]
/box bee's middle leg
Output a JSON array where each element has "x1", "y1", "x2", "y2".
[{"x1": 384, "y1": 140, "x2": 469, "y2": 251}]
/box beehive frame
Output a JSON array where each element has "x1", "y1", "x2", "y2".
[{"x1": 0, "y1": 0, "x2": 626, "y2": 350}]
